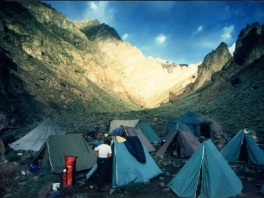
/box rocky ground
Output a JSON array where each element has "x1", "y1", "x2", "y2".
[
  {"x1": 1, "y1": 134, "x2": 264, "y2": 198},
  {"x1": 1, "y1": 97, "x2": 264, "y2": 198},
  {"x1": 79, "y1": 156, "x2": 264, "y2": 198}
]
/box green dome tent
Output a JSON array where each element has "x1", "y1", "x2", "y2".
[{"x1": 34, "y1": 134, "x2": 97, "y2": 173}]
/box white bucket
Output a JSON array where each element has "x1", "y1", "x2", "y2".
[{"x1": 52, "y1": 183, "x2": 61, "y2": 191}]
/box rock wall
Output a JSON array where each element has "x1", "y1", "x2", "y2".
[
  {"x1": 22, "y1": 1, "x2": 200, "y2": 108},
  {"x1": 184, "y1": 42, "x2": 232, "y2": 94},
  {"x1": 233, "y1": 22, "x2": 264, "y2": 66}
]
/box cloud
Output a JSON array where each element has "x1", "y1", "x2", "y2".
[
  {"x1": 83, "y1": 1, "x2": 115, "y2": 26},
  {"x1": 156, "y1": 34, "x2": 166, "y2": 44},
  {"x1": 122, "y1": 33, "x2": 128, "y2": 40},
  {"x1": 194, "y1": 26, "x2": 203, "y2": 35},
  {"x1": 229, "y1": 42, "x2": 236, "y2": 55},
  {"x1": 146, "y1": 1, "x2": 175, "y2": 13},
  {"x1": 198, "y1": 26, "x2": 203, "y2": 32},
  {"x1": 221, "y1": 25, "x2": 234, "y2": 42},
  {"x1": 90, "y1": 2, "x2": 98, "y2": 10}
]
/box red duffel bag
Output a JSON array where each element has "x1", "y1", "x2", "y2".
[{"x1": 62, "y1": 156, "x2": 76, "y2": 187}]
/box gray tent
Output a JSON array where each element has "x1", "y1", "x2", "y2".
[
  {"x1": 34, "y1": 134, "x2": 97, "y2": 173},
  {"x1": 221, "y1": 129, "x2": 264, "y2": 165},
  {"x1": 124, "y1": 126, "x2": 156, "y2": 152},
  {"x1": 108, "y1": 119, "x2": 139, "y2": 133},
  {"x1": 156, "y1": 125, "x2": 200, "y2": 157},
  {"x1": 168, "y1": 140, "x2": 242, "y2": 198},
  {"x1": 9, "y1": 117, "x2": 64, "y2": 151}
]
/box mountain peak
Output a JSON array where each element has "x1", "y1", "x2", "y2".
[
  {"x1": 183, "y1": 41, "x2": 232, "y2": 94},
  {"x1": 81, "y1": 23, "x2": 122, "y2": 42},
  {"x1": 72, "y1": 18, "x2": 100, "y2": 29},
  {"x1": 234, "y1": 22, "x2": 264, "y2": 66}
]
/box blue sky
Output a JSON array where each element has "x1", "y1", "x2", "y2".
[{"x1": 42, "y1": 1, "x2": 264, "y2": 64}]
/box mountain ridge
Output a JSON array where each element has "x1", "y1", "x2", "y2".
[
  {"x1": 18, "y1": 1, "x2": 204, "y2": 108},
  {"x1": 0, "y1": 2, "x2": 263, "y2": 141}
]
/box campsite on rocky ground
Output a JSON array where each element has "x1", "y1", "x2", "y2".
[
  {"x1": 1, "y1": 1, "x2": 264, "y2": 198},
  {"x1": 0, "y1": 113, "x2": 264, "y2": 198},
  {"x1": 1, "y1": 140, "x2": 264, "y2": 198}
]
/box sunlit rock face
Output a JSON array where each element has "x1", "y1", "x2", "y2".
[
  {"x1": 16, "y1": 2, "x2": 200, "y2": 108},
  {"x1": 94, "y1": 39, "x2": 199, "y2": 108},
  {"x1": 2, "y1": 2, "x2": 262, "y2": 113}
]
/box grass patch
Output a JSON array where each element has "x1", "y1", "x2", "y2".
[
  {"x1": 230, "y1": 77, "x2": 241, "y2": 85},
  {"x1": 60, "y1": 185, "x2": 79, "y2": 197},
  {"x1": 14, "y1": 173, "x2": 60, "y2": 198},
  {"x1": 5, "y1": 153, "x2": 21, "y2": 162},
  {"x1": 74, "y1": 68, "x2": 85, "y2": 74},
  {"x1": 61, "y1": 51, "x2": 74, "y2": 63},
  {"x1": 21, "y1": 91, "x2": 34, "y2": 98},
  {"x1": 125, "y1": 182, "x2": 145, "y2": 196},
  {"x1": 59, "y1": 81, "x2": 67, "y2": 87},
  {"x1": 49, "y1": 101, "x2": 61, "y2": 111}
]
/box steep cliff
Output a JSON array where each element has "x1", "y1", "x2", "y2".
[
  {"x1": 0, "y1": 1, "x2": 263, "y2": 136},
  {"x1": 211, "y1": 22, "x2": 264, "y2": 83},
  {"x1": 18, "y1": 1, "x2": 200, "y2": 108},
  {"x1": 233, "y1": 22, "x2": 264, "y2": 66},
  {"x1": 183, "y1": 42, "x2": 232, "y2": 95},
  {"x1": 0, "y1": 2, "x2": 138, "y2": 127}
]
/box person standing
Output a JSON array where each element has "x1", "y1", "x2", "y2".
[
  {"x1": 112, "y1": 125, "x2": 126, "y2": 137},
  {"x1": 93, "y1": 139, "x2": 112, "y2": 192},
  {"x1": 87, "y1": 121, "x2": 96, "y2": 139},
  {"x1": 89, "y1": 121, "x2": 96, "y2": 132}
]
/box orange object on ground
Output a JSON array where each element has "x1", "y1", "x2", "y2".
[{"x1": 62, "y1": 156, "x2": 76, "y2": 187}]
